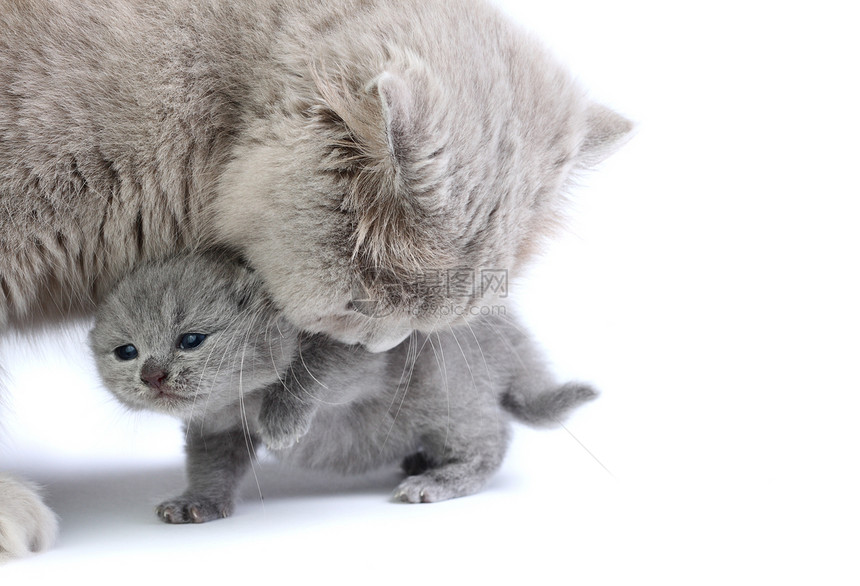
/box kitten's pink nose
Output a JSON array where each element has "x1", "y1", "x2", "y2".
[{"x1": 141, "y1": 368, "x2": 168, "y2": 390}]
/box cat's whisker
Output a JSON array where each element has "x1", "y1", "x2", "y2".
[
  {"x1": 484, "y1": 319, "x2": 529, "y2": 372},
  {"x1": 265, "y1": 329, "x2": 346, "y2": 409},
  {"x1": 375, "y1": 330, "x2": 416, "y2": 439},
  {"x1": 430, "y1": 331, "x2": 451, "y2": 455},
  {"x1": 265, "y1": 314, "x2": 291, "y2": 382},
  {"x1": 486, "y1": 308, "x2": 532, "y2": 340},
  {"x1": 378, "y1": 330, "x2": 427, "y2": 450},
  {"x1": 393, "y1": 329, "x2": 417, "y2": 390},
  {"x1": 287, "y1": 351, "x2": 339, "y2": 407},
  {"x1": 448, "y1": 323, "x2": 506, "y2": 436},
  {"x1": 446, "y1": 323, "x2": 478, "y2": 395},
  {"x1": 295, "y1": 336, "x2": 331, "y2": 394},
  {"x1": 488, "y1": 307, "x2": 531, "y2": 338},
  {"x1": 379, "y1": 306, "x2": 448, "y2": 439},
  {"x1": 460, "y1": 317, "x2": 493, "y2": 381}
]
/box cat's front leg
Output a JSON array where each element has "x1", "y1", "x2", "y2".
[
  {"x1": 157, "y1": 427, "x2": 257, "y2": 524},
  {"x1": 0, "y1": 474, "x2": 58, "y2": 560}
]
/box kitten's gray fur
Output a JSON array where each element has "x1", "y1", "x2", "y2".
[
  {"x1": 89, "y1": 253, "x2": 596, "y2": 522},
  {"x1": 1, "y1": 0, "x2": 629, "y2": 556}
]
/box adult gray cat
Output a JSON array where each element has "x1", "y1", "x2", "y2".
[
  {"x1": 1, "y1": 0, "x2": 629, "y2": 557},
  {"x1": 88, "y1": 253, "x2": 595, "y2": 522}
]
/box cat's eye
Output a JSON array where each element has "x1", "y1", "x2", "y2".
[
  {"x1": 177, "y1": 333, "x2": 207, "y2": 350},
  {"x1": 114, "y1": 344, "x2": 139, "y2": 361}
]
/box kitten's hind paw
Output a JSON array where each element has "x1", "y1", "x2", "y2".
[
  {"x1": 401, "y1": 451, "x2": 434, "y2": 476},
  {"x1": 156, "y1": 496, "x2": 233, "y2": 524},
  {"x1": 393, "y1": 474, "x2": 478, "y2": 504}
]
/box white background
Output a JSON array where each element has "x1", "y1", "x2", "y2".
[{"x1": 3, "y1": 0, "x2": 858, "y2": 582}]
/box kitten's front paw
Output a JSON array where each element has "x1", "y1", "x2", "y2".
[
  {"x1": 259, "y1": 393, "x2": 312, "y2": 451},
  {"x1": 156, "y1": 496, "x2": 233, "y2": 524},
  {"x1": 259, "y1": 422, "x2": 309, "y2": 451}
]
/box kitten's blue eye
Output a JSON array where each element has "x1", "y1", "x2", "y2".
[
  {"x1": 178, "y1": 333, "x2": 207, "y2": 350},
  {"x1": 114, "y1": 345, "x2": 138, "y2": 361}
]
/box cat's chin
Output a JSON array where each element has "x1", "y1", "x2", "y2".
[
  {"x1": 342, "y1": 326, "x2": 412, "y2": 353},
  {"x1": 309, "y1": 313, "x2": 413, "y2": 353}
]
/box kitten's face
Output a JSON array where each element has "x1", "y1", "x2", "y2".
[
  {"x1": 215, "y1": 13, "x2": 631, "y2": 352},
  {"x1": 89, "y1": 255, "x2": 297, "y2": 420}
]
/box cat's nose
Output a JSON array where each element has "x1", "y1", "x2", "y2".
[{"x1": 141, "y1": 368, "x2": 168, "y2": 390}]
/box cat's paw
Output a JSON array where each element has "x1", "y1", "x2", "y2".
[
  {"x1": 155, "y1": 496, "x2": 233, "y2": 524},
  {"x1": 0, "y1": 474, "x2": 59, "y2": 561},
  {"x1": 259, "y1": 423, "x2": 309, "y2": 451},
  {"x1": 392, "y1": 475, "x2": 468, "y2": 504}
]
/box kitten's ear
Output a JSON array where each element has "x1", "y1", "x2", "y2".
[
  {"x1": 229, "y1": 267, "x2": 260, "y2": 313},
  {"x1": 235, "y1": 289, "x2": 254, "y2": 312},
  {"x1": 577, "y1": 102, "x2": 634, "y2": 168}
]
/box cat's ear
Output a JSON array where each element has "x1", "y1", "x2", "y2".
[
  {"x1": 577, "y1": 102, "x2": 634, "y2": 168},
  {"x1": 312, "y1": 67, "x2": 452, "y2": 276},
  {"x1": 377, "y1": 72, "x2": 414, "y2": 166}
]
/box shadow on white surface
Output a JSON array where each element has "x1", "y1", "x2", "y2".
[{"x1": 29, "y1": 460, "x2": 407, "y2": 543}]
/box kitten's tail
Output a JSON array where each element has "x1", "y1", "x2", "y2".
[{"x1": 500, "y1": 382, "x2": 597, "y2": 427}]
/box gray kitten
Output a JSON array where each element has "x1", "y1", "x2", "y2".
[
  {"x1": 2, "y1": 0, "x2": 629, "y2": 555},
  {"x1": 89, "y1": 253, "x2": 596, "y2": 522}
]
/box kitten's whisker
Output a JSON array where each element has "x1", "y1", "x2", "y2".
[
  {"x1": 238, "y1": 326, "x2": 266, "y2": 506},
  {"x1": 202, "y1": 324, "x2": 244, "y2": 419},
  {"x1": 195, "y1": 310, "x2": 249, "y2": 421}
]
